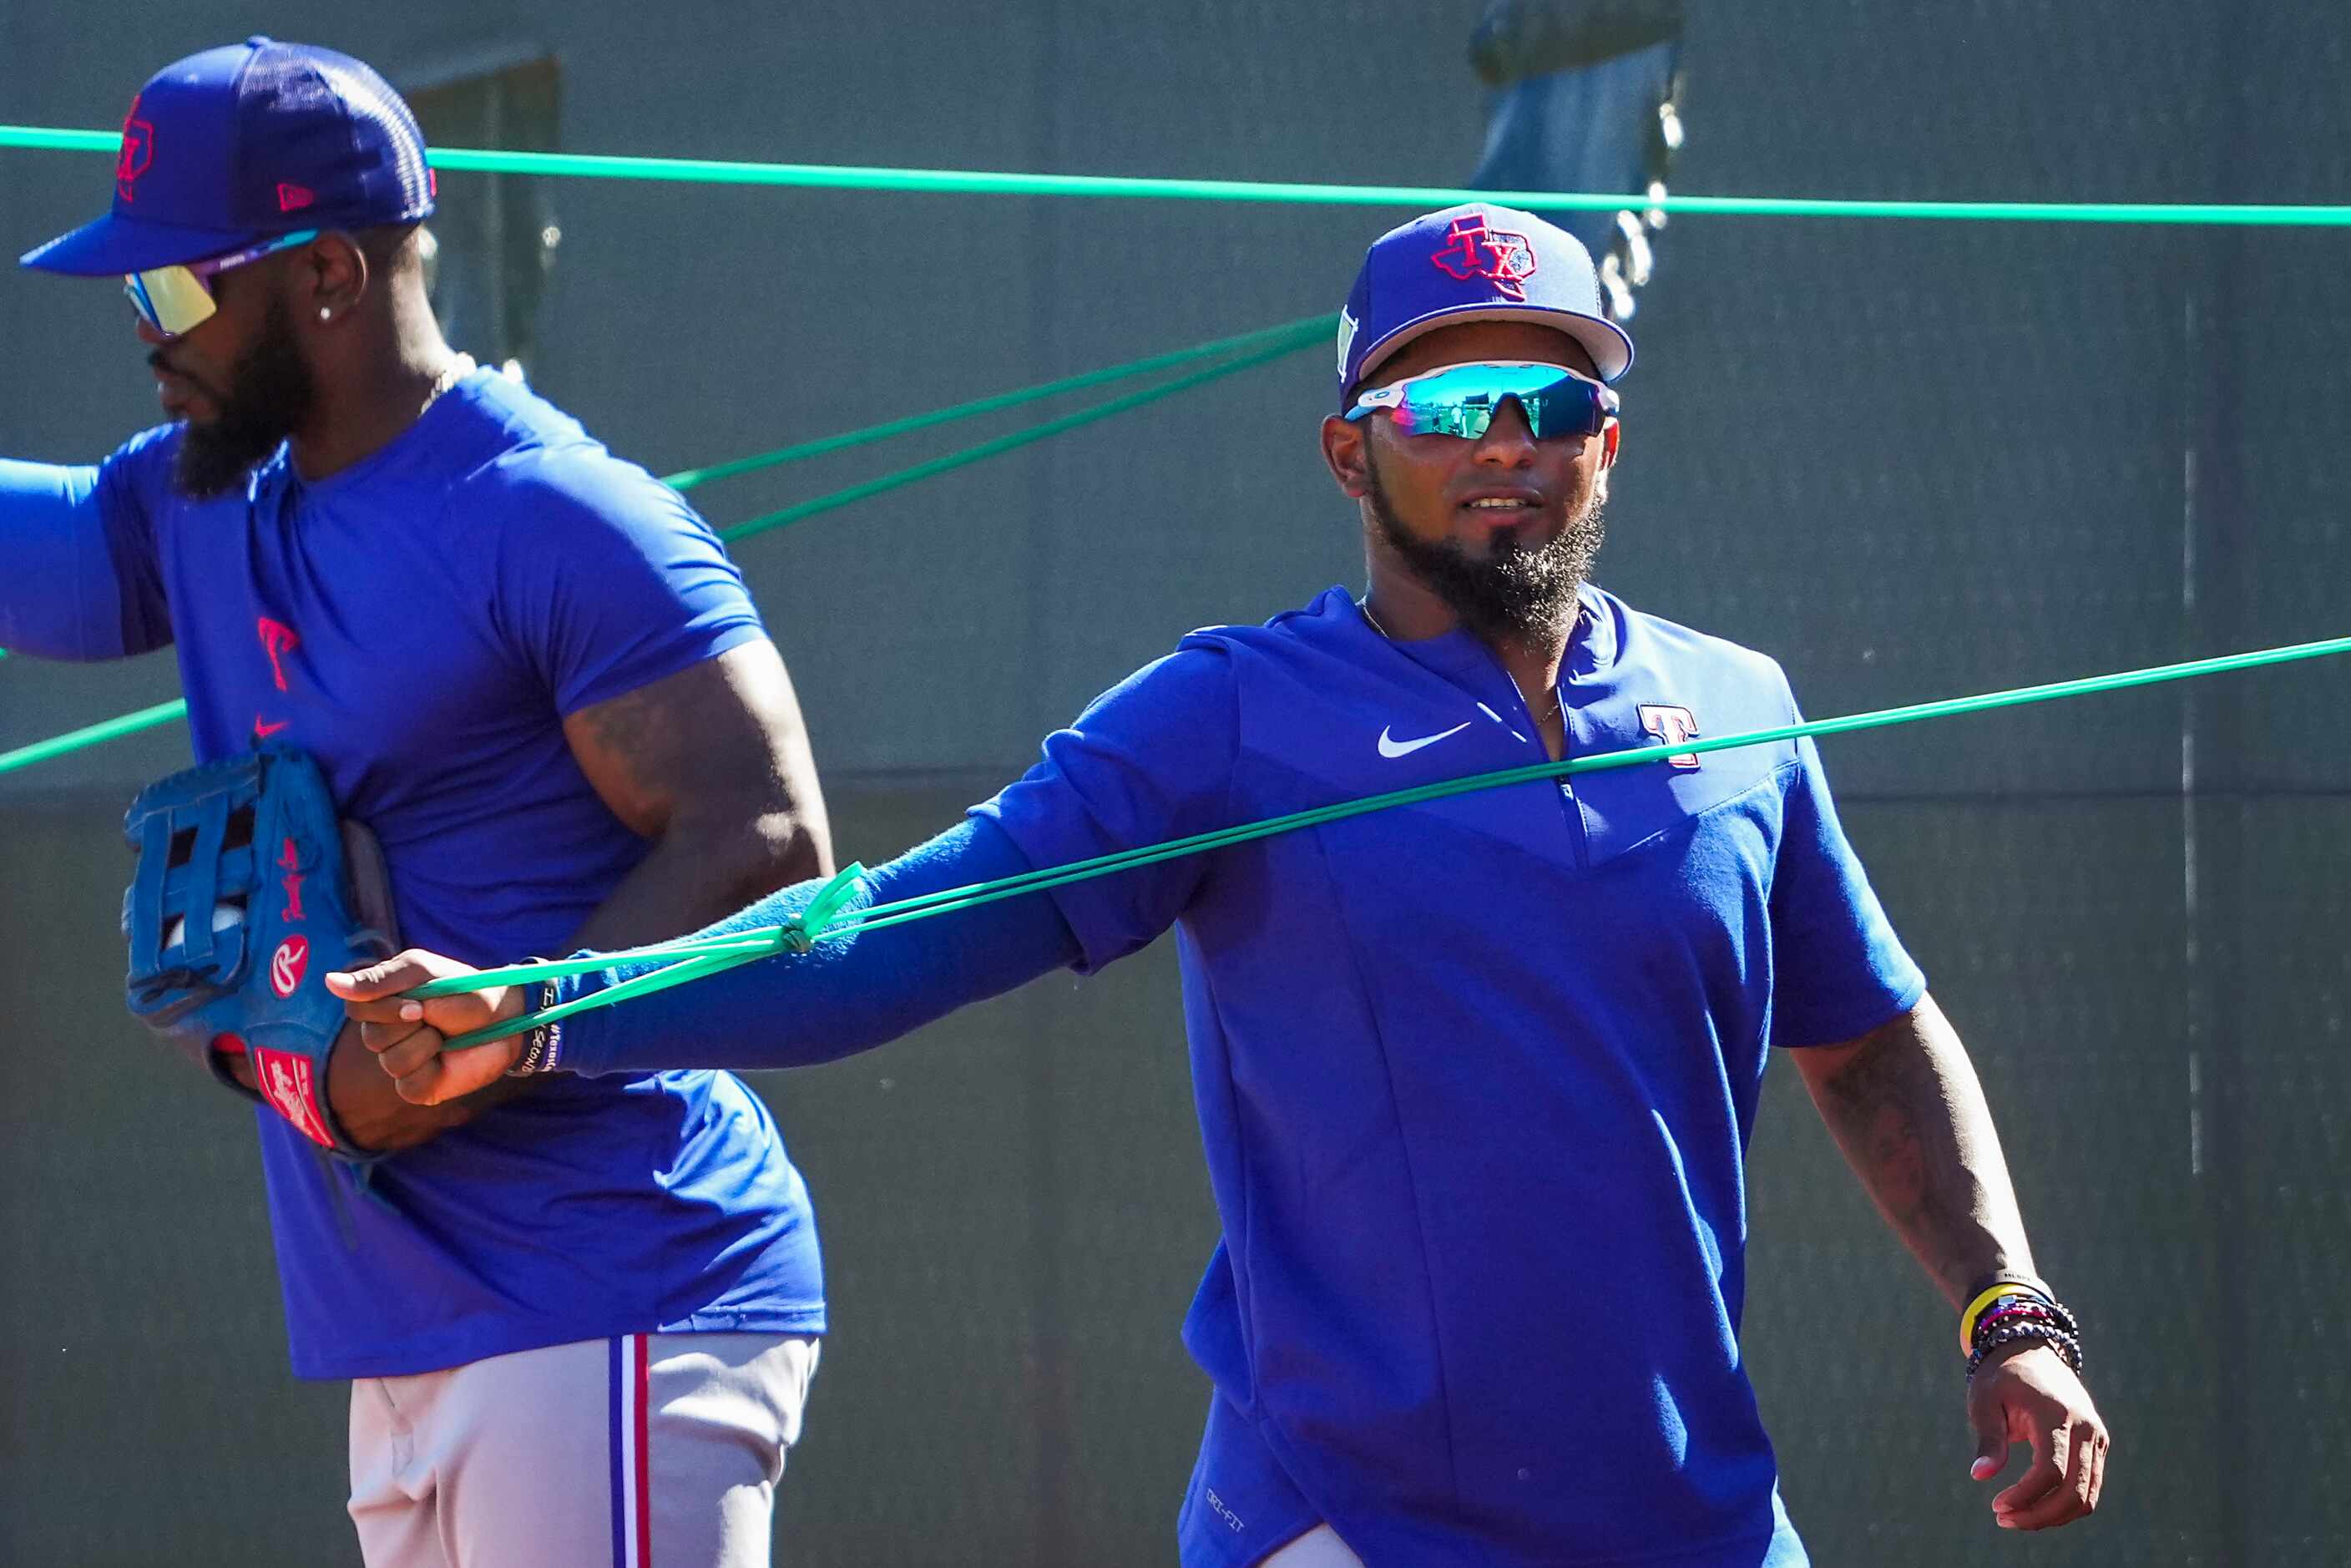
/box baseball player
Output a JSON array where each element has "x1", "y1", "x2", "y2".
[
  {"x1": 339, "y1": 205, "x2": 2111, "y2": 1565},
  {"x1": 4, "y1": 40, "x2": 834, "y2": 1566}
]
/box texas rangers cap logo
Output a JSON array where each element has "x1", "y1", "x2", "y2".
[
  {"x1": 116, "y1": 96, "x2": 155, "y2": 202},
  {"x1": 1430, "y1": 215, "x2": 1538, "y2": 301}
]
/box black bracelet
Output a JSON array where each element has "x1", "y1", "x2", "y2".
[
  {"x1": 504, "y1": 978, "x2": 565, "y2": 1077},
  {"x1": 1969, "y1": 1323, "x2": 2081, "y2": 1376},
  {"x1": 1968, "y1": 1322, "x2": 2083, "y2": 1380}
]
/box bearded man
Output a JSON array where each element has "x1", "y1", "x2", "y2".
[
  {"x1": 338, "y1": 203, "x2": 2109, "y2": 1567},
  {"x1": 4, "y1": 39, "x2": 835, "y2": 1566}
]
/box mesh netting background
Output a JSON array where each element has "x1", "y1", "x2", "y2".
[{"x1": 3, "y1": 2, "x2": 2346, "y2": 1563}]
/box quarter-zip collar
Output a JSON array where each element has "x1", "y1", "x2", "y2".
[{"x1": 1350, "y1": 582, "x2": 1619, "y2": 740}]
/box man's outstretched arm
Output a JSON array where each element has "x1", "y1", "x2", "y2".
[
  {"x1": 331, "y1": 815, "x2": 1084, "y2": 1101},
  {"x1": 1791, "y1": 995, "x2": 2111, "y2": 1532},
  {"x1": 0, "y1": 453, "x2": 171, "y2": 660},
  {"x1": 334, "y1": 642, "x2": 1241, "y2": 1101},
  {"x1": 310, "y1": 638, "x2": 842, "y2": 1145}
]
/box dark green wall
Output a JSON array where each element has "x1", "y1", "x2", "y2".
[{"x1": 5, "y1": 3, "x2": 2348, "y2": 1563}]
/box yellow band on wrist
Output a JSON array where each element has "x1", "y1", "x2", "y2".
[{"x1": 1959, "y1": 1281, "x2": 2048, "y2": 1353}]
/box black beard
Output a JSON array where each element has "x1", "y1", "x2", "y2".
[
  {"x1": 168, "y1": 296, "x2": 316, "y2": 499},
  {"x1": 1365, "y1": 455, "x2": 1605, "y2": 644}
]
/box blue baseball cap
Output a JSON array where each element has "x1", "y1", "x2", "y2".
[
  {"x1": 1337, "y1": 202, "x2": 1635, "y2": 407},
  {"x1": 20, "y1": 37, "x2": 436, "y2": 277}
]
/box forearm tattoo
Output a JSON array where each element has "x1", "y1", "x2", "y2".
[{"x1": 1814, "y1": 1018, "x2": 2015, "y2": 1302}]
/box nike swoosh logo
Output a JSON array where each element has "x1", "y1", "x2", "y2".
[
  {"x1": 1377, "y1": 721, "x2": 1472, "y2": 759},
  {"x1": 254, "y1": 717, "x2": 291, "y2": 738}
]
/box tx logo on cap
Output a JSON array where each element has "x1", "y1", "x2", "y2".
[
  {"x1": 117, "y1": 96, "x2": 155, "y2": 202},
  {"x1": 1430, "y1": 214, "x2": 1538, "y2": 301}
]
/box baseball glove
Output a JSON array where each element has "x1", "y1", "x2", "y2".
[{"x1": 122, "y1": 746, "x2": 398, "y2": 1161}]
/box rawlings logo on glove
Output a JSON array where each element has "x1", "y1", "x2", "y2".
[
  {"x1": 122, "y1": 746, "x2": 398, "y2": 1161},
  {"x1": 270, "y1": 935, "x2": 310, "y2": 997},
  {"x1": 255, "y1": 1049, "x2": 333, "y2": 1147}
]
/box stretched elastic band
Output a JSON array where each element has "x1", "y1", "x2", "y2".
[
  {"x1": 417, "y1": 631, "x2": 2351, "y2": 1033},
  {"x1": 5, "y1": 126, "x2": 2348, "y2": 225}
]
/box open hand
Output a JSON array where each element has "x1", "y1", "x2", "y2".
[
  {"x1": 326, "y1": 950, "x2": 532, "y2": 1105},
  {"x1": 1967, "y1": 1343, "x2": 2110, "y2": 1530}
]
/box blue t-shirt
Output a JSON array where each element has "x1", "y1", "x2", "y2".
[
  {"x1": 969, "y1": 586, "x2": 1923, "y2": 1567},
  {"x1": 0, "y1": 373, "x2": 824, "y2": 1378}
]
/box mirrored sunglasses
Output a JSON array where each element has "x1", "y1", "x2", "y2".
[
  {"x1": 1347, "y1": 360, "x2": 1620, "y2": 441},
  {"x1": 124, "y1": 229, "x2": 320, "y2": 337}
]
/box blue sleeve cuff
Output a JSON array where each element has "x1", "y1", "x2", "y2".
[{"x1": 1772, "y1": 964, "x2": 1928, "y2": 1050}]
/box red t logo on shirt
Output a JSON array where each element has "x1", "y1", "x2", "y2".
[{"x1": 258, "y1": 618, "x2": 301, "y2": 692}]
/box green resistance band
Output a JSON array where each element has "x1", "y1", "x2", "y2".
[
  {"x1": 432, "y1": 863, "x2": 876, "y2": 1049},
  {"x1": 718, "y1": 322, "x2": 1325, "y2": 544},
  {"x1": 0, "y1": 316, "x2": 1327, "y2": 776},
  {"x1": 5, "y1": 125, "x2": 2349, "y2": 226},
  {"x1": 664, "y1": 312, "x2": 1329, "y2": 490},
  {"x1": 417, "y1": 630, "x2": 2351, "y2": 1050},
  {"x1": 0, "y1": 696, "x2": 192, "y2": 779}
]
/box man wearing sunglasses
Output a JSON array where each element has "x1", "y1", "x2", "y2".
[
  {"x1": 339, "y1": 203, "x2": 2109, "y2": 1565},
  {"x1": 3, "y1": 38, "x2": 835, "y2": 1567}
]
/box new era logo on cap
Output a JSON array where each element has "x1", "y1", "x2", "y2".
[{"x1": 1337, "y1": 202, "x2": 1635, "y2": 407}]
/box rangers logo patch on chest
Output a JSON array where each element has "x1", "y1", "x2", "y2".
[{"x1": 1638, "y1": 704, "x2": 1701, "y2": 768}]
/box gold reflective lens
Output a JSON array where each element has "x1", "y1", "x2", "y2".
[{"x1": 124, "y1": 265, "x2": 220, "y2": 336}]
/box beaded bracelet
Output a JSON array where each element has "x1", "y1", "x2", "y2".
[
  {"x1": 1972, "y1": 1294, "x2": 2078, "y2": 1352},
  {"x1": 1967, "y1": 1321, "x2": 2083, "y2": 1380},
  {"x1": 1972, "y1": 1313, "x2": 2075, "y2": 1358},
  {"x1": 1975, "y1": 1301, "x2": 2065, "y2": 1340}
]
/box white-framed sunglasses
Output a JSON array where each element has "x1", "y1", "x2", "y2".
[
  {"x1": 1347, "y1": 360, "x2": 1620, "y2": 440},
  {"x1": 124, "y1": 229, "x2": 320, "y2": 337}
]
